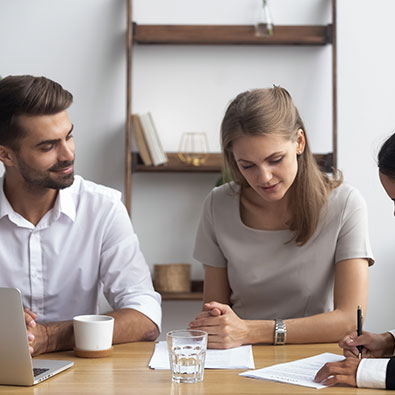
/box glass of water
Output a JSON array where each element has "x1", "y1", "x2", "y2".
[{"x1": 167, "y1": 329, "x2": 208, "y2": 383}]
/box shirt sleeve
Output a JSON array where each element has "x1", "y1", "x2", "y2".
[
  {"x1": 98, "y1": 199, "x2": 162, "y2": 331},
  {"x1": 356, "y1": 358, "x2": 388, "y2": 389},
  {"x1": 193, "y1": 189, "x2": 227, "y2": 268},
  {"x1": 334, "y1": 187, "x2": 374, "y2": 265}
]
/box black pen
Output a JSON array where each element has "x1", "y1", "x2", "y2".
[{"x1": 357, "y1": 305, "x2": 363, "y2": 358}]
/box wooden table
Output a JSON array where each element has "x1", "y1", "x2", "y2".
[{"x1": 0, "y1": 342, "x2": 393, "y2": 394}]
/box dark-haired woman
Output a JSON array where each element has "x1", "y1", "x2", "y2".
[{"x1": 315, "y1": 132, "x2": 395, "y2": 389}]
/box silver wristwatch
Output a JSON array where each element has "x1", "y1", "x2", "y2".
[{"x1": 274, "y1": 319, "x2": 287, "y2": 345}]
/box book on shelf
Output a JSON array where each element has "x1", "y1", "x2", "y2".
[
  {"x1": 137, "y1": 113, "x2": 168, "y2": 166},
  {"x1": 148, "y1": 113, "x2": 168, "y2": 164},
  {"x1": 132, "y1": 114, "x2": 152, "y2": 166}
]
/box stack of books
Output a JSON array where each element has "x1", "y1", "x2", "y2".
[{"x1": 132, "y1": 113, "x2": 167, "y2": 166}]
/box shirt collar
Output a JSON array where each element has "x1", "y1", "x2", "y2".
[
  {"x1": 52, "y1": 183, "x2": 76, "y2": 222},
  {"x1": 0, "y1": 176, "x2": 13, "y2": 220},
  {"x1": 0, "y1": 175, "x2": 76, "y2": 223}
]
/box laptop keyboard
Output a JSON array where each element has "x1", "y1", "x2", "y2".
[{"x1": 33, "y1": 368, "x2": 50, "y2": 377}]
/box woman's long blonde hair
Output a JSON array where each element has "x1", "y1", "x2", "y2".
[{"x1": 221, "y1": 87, "x2": 342, "y2": 245}]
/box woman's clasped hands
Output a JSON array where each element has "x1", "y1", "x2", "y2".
[{"x1": 188, "y1": 302, "x2": 249, "y2": 349}]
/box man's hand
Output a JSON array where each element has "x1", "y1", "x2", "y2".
[
  {"x1": 24, "y1": 308, "x2": 37, "y2": 355},
  {"x1": 314, "y1": 357, "x2": 360, "y2": 387},
  {"x1": 188, "y1": 301, "x2": 249, "y2": 349},
  {"x1": 340, "y1": 331, "x2": 395, "y2": 358},
  {"x1": 24, "y1": 308, "x2": 48, "y2": 356}
]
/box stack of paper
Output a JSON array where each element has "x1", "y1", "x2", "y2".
[
  {"x1": 149, "y1": 341, "x2": 255, "y2": 370},
  {"x1": 240, "y1": 352, "x2": 345, "y2": 389}
]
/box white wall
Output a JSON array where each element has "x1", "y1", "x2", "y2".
[
  {"x1": 0, "y1": 0, "x2": 126, "y2": 193},
  {"x1": 337, "y1": 2, "x2": 395, "y2": 332},
  {"x1": 1, "y1": 0, "x2": 394, "y2": 333}
]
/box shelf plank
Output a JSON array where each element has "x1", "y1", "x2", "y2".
[
  {"x1": 160, "y1": 292, "x2": 203, "y2": 301},
  {"x1": 132, "y1": 152, "x2": 223, "y2": 172},
  {"x1": 157, "y1": 280, "x2": 204, "y2": 301},
  {"x1": 133, "y1": 24, "x2": 332, "y2": 46},
  {"x1": 132, "y1": 152, "x2": 333, "y2": 173}
]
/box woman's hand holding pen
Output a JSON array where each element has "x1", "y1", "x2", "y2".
[
  {"x1": 340, "y1": 331, "x2": 395, "y2": 358},
  {"x1": 188, "y1": 301, "x2": 249, "y2": 349}
]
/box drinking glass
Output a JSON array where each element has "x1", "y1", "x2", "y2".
[{"x1": 167, "y1": 329, "x2": 208, "y2": 383}]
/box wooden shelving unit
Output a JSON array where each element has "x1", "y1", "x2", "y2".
[
  {"x1": 125, "y1": 1, "x2": 337, "y2": 211},
  {"x1": 125, "y1": 0, "x2": 337, "y2": 300}
]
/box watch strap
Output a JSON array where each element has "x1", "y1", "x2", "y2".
[{"x1": 274, "y1": 319, "x2": 287, "y2": 345}]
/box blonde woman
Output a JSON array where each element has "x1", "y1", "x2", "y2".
[{"x1": 189, "y1": 87, "x2": 373, "y2": 348}]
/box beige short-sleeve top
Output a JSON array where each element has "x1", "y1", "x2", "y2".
[{"x1": 193, "y1": 182, "x2": 374, "y2": 320}]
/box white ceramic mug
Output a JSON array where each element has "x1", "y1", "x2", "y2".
[{"x1": 73, "y1": 315, "x2": 114, "y2": 351}]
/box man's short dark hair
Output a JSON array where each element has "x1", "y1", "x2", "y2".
[{"x1": 0, "y1": 75, "x2": 73, "y2": 148}]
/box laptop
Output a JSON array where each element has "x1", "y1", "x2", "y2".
[{"x1": 0, "y1": 287, "x2": 73, "y2": 386}]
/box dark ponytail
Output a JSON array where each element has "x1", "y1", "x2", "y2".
[{"x1": 378, "y1": 133, "x2": 395, "y2": 179}]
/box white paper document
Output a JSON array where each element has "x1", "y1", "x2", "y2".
[
  {"x1": 239, "y1": 352, "x2": 345, "y2": 389},
  {"x1": 149, "y1": 341, "x2": 255, "y2": 370}
]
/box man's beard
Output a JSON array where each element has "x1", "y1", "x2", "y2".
[{"x1": 16, "y1": 156, "x2": 75, "y2": 191}]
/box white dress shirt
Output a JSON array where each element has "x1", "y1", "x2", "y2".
[
  {"x1": 0, "y1": 175, "x2": 161, "y2": 330},
  {"x1": 356, "y1": 329, "x2": 395, "y2": 388}
]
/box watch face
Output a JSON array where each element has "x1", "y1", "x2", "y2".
[{"x1": 277, "y1": 332, "x2": 285, "y2": 343}]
